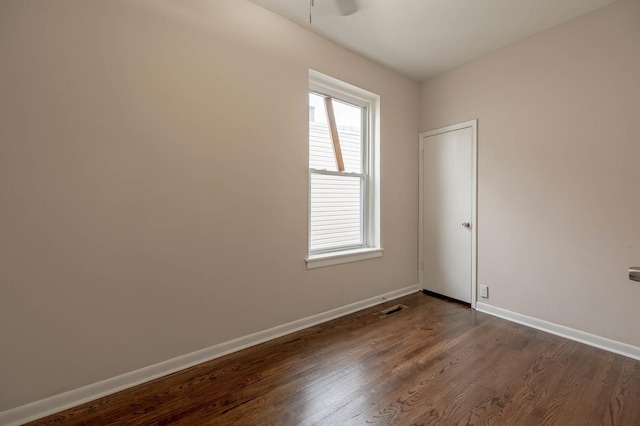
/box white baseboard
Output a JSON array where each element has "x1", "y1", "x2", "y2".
[
  {"x1": 0, "y1": 284, "x2": 420, "y2": 426},
  {"x1": 476, "y1": 302, "x2": 640, "y2": 361}
]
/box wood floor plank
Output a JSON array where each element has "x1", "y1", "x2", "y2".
[{"x1": 27, "y1": 292, "x2": 640, "y2": 425}]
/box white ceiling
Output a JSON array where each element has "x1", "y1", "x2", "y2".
[{"x1": 247, "y1": 0, "x2": 617, "y2": 81}]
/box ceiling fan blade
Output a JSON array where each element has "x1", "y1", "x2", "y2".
[{"x1": 335, "y1": 0, "x2": 358, "y2": 16}]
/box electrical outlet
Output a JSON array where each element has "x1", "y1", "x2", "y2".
[{"x1": 480, "y1": 285, "x2": 489, "y2": 298}]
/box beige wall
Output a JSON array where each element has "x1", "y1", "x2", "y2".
[
  {"x1": 420, "y1": 0, "x2": 640, "y2": 347},
  {"x1": 0, "y1": 0, "x2": 419, "y2": 411}
]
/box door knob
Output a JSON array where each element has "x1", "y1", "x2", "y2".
[
  {"x1": 462, "y1": 222, "x2": 471, "y2": 228},
  {"x1": 631, "y1": 267, "x2": 640, "y2": 282}
]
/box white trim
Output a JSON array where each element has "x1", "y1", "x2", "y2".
[
  {"x1": 0, "y1": 284, "x2": 419, "y2": 426},
  {"x1": 418, "y1": 120, "x2": 478, "y2": 308},
  {"x1": 476, "y1": 302, "x2": 640, "y2": 361},
  {"x1": 308, "y1": 70, "x2": 378, "y2": 106},
  {"x1": 306, "y1": 247, "x2": 383, "y2": 269}
]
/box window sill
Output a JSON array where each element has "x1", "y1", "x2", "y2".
[{"x1": 306, "y1": 247, "x2": 383, "y2": 270}]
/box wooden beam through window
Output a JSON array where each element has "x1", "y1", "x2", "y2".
[{"x1": 324, "y1": 97, "x2": 345, "y2": 172}]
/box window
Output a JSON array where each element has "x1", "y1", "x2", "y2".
[{"x1": 306, "y1": 70, "x2": 382, "y2": 269}]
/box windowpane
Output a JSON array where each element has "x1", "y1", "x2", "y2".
[
  {"x1": 309, "y1": 93, "x2": 363, "y2": 173},
  {"x1": 332, "y1": 99, "x2": 362, "y2": 173},
  {"x1": 309, "y1": 93, "x2": 336, "y2": 171},
  {"x1": 310, "y1": 173, "x2": 363, "y2": 251},
  {"x1": 308, "y1": 70, "x2": 378, "y2": 261}
]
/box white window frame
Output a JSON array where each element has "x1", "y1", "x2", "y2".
[{"x1": 306, "y1": 70, "x2": 382, "y2": 269}]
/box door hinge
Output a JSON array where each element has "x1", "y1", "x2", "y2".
[
  {"x1": 420, "y1": 262, "x2": 424, "y2": 271},
  {"x1": 420, "y1": 150, "x2": 424, "y2": 159}
]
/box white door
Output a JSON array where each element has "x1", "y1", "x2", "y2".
[{"x1": 419, "y1": 121, "x2": 477, "y2": 305}]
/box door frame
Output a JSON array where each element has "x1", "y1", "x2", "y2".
[{"x1": 419, "y1": 120, "x2": 478, "y2": 308}]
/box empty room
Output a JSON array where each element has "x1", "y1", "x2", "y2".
[{"x1": 1, "y1": 0, "x2": 639, "y2": 424}]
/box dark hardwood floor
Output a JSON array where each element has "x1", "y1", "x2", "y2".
[{"x1": 29, "y1": 292, "x2": 640, "y2": 425}]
